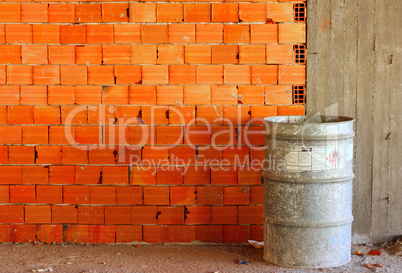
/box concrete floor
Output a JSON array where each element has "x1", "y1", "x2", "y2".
[{"x1": 0, "y1": 243, "x2": 400, "y2": 273}]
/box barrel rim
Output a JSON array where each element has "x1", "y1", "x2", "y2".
[{"x1": 263, "y1": 115, "x2": 354, "y2": 125}]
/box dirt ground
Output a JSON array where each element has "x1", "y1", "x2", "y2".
[{"x1": 0, "y1": 243, "x2": 400, "y2": 273}]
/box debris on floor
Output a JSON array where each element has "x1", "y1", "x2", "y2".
[
  {"x1": 238, "y1": 259, "x2": 250, "y2": 265},
  {"x1": 247, "y1": 240, "x2": 264, "y2": 249}
]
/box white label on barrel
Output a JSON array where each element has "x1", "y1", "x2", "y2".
[{"x1": 286, "y1": 146, "x2": 344, "y2": 171}]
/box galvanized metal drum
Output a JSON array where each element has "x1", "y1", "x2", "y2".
[{"x1": 262, "y1": 115, "x2": 354, "y2": 268}]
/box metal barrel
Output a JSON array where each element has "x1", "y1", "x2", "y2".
[{"x1": 262, "y1": 115, "x2": 354, "y2": 268}]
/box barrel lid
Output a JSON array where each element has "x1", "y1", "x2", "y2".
[{"x1": 263, "y1": 115, "x2": 354, "y2": 125}]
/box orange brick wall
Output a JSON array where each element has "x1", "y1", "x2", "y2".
[{"x1": 0, "y1": 0, "x2": 305, "y2": 243}]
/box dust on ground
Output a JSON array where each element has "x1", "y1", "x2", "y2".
[{"x1": 0, "y1": 242, "x2": 400, "y2": 273}]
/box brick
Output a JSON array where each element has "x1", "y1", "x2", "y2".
[
  {"x1": 33, "y1": 25, "x2": 59, "y2": 44},
  {"x1": 130, "y1": 45, "x2": 157, "y2": 64},
  {"x1": 0, "y1": 225, "x2": 10, "y2": 242},
  {"x1": 36, "y1": 185, "x2": 62, "y2": 204},
  {"x1": 87, "y1": 25, "x2": 113, "y2": 44},
  {"x1": 89, "y1": 225, "x2": 116, "y2": 243},
  {"x1": 224, "y1": 187, "x2": 250, "y2": 205},
  {"x1": 239, "y1": 45, "x2": 265, "y2": 64},
  {"x1": 33, "y1": 66, "x2": 60, "y2": 85},
  {"x1": 250, "y1": 225, "x2": 263, "y2": 241},
  {"x1": 132, "y1": 206, "x2": 157, "y2": 224},
  {"x1": 61, "y1": 146, "x2": 88, "y2": 164},
  {"x1": 88, "y1": 148, "x2": 116, "y2": 164},
  {"x1": 266, "y1": 44, "x2": 294, "y2": 64},
  {"x1": 116, "y1": 186, "x2": 142, "y2": 205},
  {"x1": 156, "y1": 126, "x2": 183, "y2": 145},
  {"x1": 277, "y1": 105, "x2": 305, "y2": 116},
  {"x1": 212, "y1": 45, "x2": 239, "y2": 64},
  {"x1": 212, "y1": 3, "x2": 238, "y2": 22},
  {"x1": 88, "y1": 66, "x2": 115, "y2": 84},
  {"x1": 249, "y1": 185, "x2": 263, "y2": 205},
  {"x1": 184, "y1": 166, "x2": 211, "y2": 185},
  {"x1": 183, "y1": 125, "x2": 211, "y2": 145},
  {"x1": 238, "y1": 85, "x2": 265, "y2": 105},
  {"x1": 11, "y1": 225, "x2": 36, "y2": 243},
  {"x1": 266, "y1": 3, "x2": 294, "y2": 23},
  {"x1": 224, "y1": 65, "x2": 251, "y2": 84},
  {"x1": 8, "y1": 105, "x2": 33, "y2": 124},
  {"x1": 185, "y1": 45, "x2": 211, "y2": 64},
  {"x1": 183, "y1": 85, "x2": 210, "y2": 104},
  {"x1": 0, "y1": 205, "x2": 24, "y2": 223},
  {"x1": 250, "y1": 24, "x2": 278, "y2": 43},
  {"x1": 0, "y1": 185, "x2": 9, "y2": 203},
  {"x1": 170, "y1": 187, "x2": 196, "y2": 205},
  {"x1": 64, "y1": 225, "x2": 89, "y2": 243},
  {"x1": 111, "y1": 65, "x2": 140, "y2": 85},
  {"x1": 239, "y1": 3, "x2": 266, "y2": 22},
  {"x1": 49, "y1": 45, "x2": 75, "y2": 64},
  {"x1": 7, "y1": 65, "x2": 33, "y2": 85},
  {"x1": 238, "y1": 167, "x2": 261, "y2": 185},
  {"x1": 0, "y1": 45, "x2": 21, "y2": 65},
  {"x1": 116, "y1": 226, "x2": 142, "y2": 243},
  {"x1": 49, "y1": 4, "x2": 74, "y2": 23},
  {"x1": 48, "y1": 86, "x2": 75, "y2": 105},
  {"x1": 60, "y1": 25, "x2": 86, "y2": 44},
  {"x1": 157, "y1": 206, "x2": 184, "y2": 225},
  {"x1": 8, "y1": 146, "x2": 34, "y2": 164},
  {"x1": 251, "y1": 65, "x2": 278, "y2": 84},
  {"x1": 279, "y1": 23, "x2": 306, "y2": 43},
  {"x1": 211, "y1": 167, "x2": 238, "y2": 185},
  {"x1": 78, "y1": 206, "x2": 104, "y2": 224},
  {"x1": 35, "y1": 146, "x2": 61, "y2": 164},
  {"x1": 103, "y1": 45, "x2": 130, "y2": 64},
  {"x1": 212, "y1": 206, "x2": 237, "y2": 224},
  {"x1": 52, "y1": 205, "x2": 77, "y2": 224},
  {"x1": 223, "y1": 146, "x2": 250, "y2": 165},
  {"x1": 50, "y1": 166, "x2": 75, "y2": 184},
  {"x1": 129, "y1": 3, "x2": 156, "y2": 23},
  {"x1": 6, "y1": 24, "x2": 32, "y2": 43},
  {"x1": 265, "y1": 85, "x2": 292, "y2": 104},
  {"x1": 163, "y1": 25, "x2": 190, "y2": 43},
  {"x1": 61, "y1": 106, "x2": 88, "y2": 125},
  {"x1": 105, "y1": 206, "x2": 131, "y2": 225},
  {"x1": 102, "y1": 3, "x2": 128, "y2": 22},
  {"x1": 197, "y1": 65, "x2": 224, "y2": 84},
  {"x1": 196, "y1": 24, "x2": 223, "y2": 43},
  {"x1": 25, "y1": 205, "x2": 51, "y2": 223},
  {"x1": 0, "y1": 4, "x2": 20, "y2": 23},
  {"x1": 224, "y1": 25, "x2": 250, "y2": 43},
  {"x1": 224, "y1": 226, "x2": 249, "y2": 243},
  {"x1": 157, "y1": 3, "x2": 183, "y2": 23},
  {"x1": 169, "y1": 65, "x2": 196, "y2": 84},
  {"x1": 130, "y1": 166, "x2": 156, "y2": 185},
  {"x1": 34, "y1": 106, "x2": 60, "y2": 125},
  {"x1": 143, "y1": 226, "x2": 168, "y2": 243},
  {"x1": 184, "y1": 4, "x2": 210, "y2": 22},
  {"x1": 142, "y1": 65, "x2": 169, "y2": 84},
  {"x1": 223, "y1": 106, "x2": 250, "y2": 125},
  {"x1": 21, "y1": 86, "x2": 47, "y2": 105},
  {"x1": 0, "y1": 166, "x2": 22, "y2": 184},
  {"x1": 22, "y1": 166, "x2": 49, "y2": 184},
  {"x1": 197, "y1": 186, "x2": 223, "y2": 205},
  {"x1": 10, "y1": 185, "x2": 35, "y2": 203},
  {"x1": 75, "y1": 86, "x2": 102, "y2": 105},
  {"x1": 157, "y1": 45, "x2": 184, "y2": 64},
  {"x1": 143, "y1": 186, "x2": 169, "y2": 205},
  {"x1": 114, "y1": 24, "x2": 141, "y2": 44},
  {"x1": 90, "y1": 186, "x2": 116, "y2": 205},
  {"x1": 75, "y1": 4, "x2": 102, "y2": 23},
  {"x1": 101, "y1": 166, "x2": 128, "y2": 185},
  {"x1": 141, "y1": 25, "x2": 168, "y2": 43},
  {"x1": 75, "y1": 126, "x2": 101, "y2": 145},
  {"x1": 169, "y1": 226, "x2": 196, "y2": 243},
  {"x1": 0, "y1": 106, "x2": 5, "y2": 124},
  {"x1": 37, "y1": 225, "x2": 63, "y2": 243},
  {"x1": 61, "y1": 65, "x2": 87, "y2": 85},
  {"x1": 63, "y1": 185, "x2": 89, "y2": 204},
  {"x1": 168, "y1": 106, "x2": 195, "y2": 124},
  {"x1": 75, "y1": 166, "x2": 101, "y2": 185},
  {"x1": 141, "y1": 106, "x2": 169, "y2": 125},
  {"x1": 0, "y1": 65, "x2": 4, "y2": 83},
  {"x1": 102, "y1": 86, "x2": 129, "y2": 105},
  {"x1": 239, "y1": 206, "x2": 263, "y2": 224},
  {"x1": 76, "y1": 45, "x2": 102, "y2": 65},
  {"x1": 197, "y1": 225, "x2": 223, "y2": 243},
  {"x1": 211, "y1": 85, "x2": 238, "y2": 105},
  {"x1": 22, "y1": 45, "x2": 47, "y2": 65},
  {"x1": 240, "y1": 126, "x2": 265, "y2": 145},
  {"x1": 278, "y1": 65, "x2": 305, "y2": 84},
  {"x1": 0, "y1": 126, "x2": 21, "y2": 144},
  {"x1": 184, "y1": 206, "x2": 210, "y2": 224},
  {"x1": 250, "y1": 105, "x2": 277, "y2": 123}
]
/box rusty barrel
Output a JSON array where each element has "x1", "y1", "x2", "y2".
[{"x1": 262, "y1": 116, "x2": 354, "y2": 268}]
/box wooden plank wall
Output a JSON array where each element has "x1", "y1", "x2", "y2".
[{"x1": 306, "y1": 0, "x2": 401, "y2": 243}]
